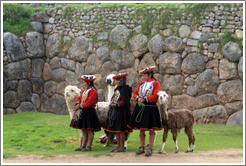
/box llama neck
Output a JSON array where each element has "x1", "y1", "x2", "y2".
[
  {"x1": 107, "y1": 85, "x2": 116, "y2": 102},
  {"x1": 160, "y1": 103, "x2": 168, "y2": 120}
]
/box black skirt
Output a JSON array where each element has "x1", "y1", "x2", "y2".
[
  {"x1": 127, "y1": 102, "x2": 162, "y2": 130},
  {"x1": 104, "y1": 106, "x2": 132, "y2": 133},
  {"x1": 70, "y1": 108, "x2": 101, "y2": 131}
]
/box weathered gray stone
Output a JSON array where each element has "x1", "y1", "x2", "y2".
[
  {"x1": 17, "y1": 80, "x2": 32, "y2": 102},
  {"x1": 42, "y1": 63, "x2": 52, "y2": 81},
  {"x1": 111, "y1": 50, "x2": 135, "y2": 70},
  {"x1": 206, "y1": 59, "x2": 219, "y2": 69},
  {"x1": 172, "y1": 94, "x2": 196, "y2": 111},
  {"x1": 217, "y1": 79, "x2": 243, "y2": 104},
  {"x1": 42, "y1": 94, "x2": 68, "y2": 115},
  {"x1": 222, "y1": 42, "x2": 242, "y2": 62},
  {"x1": 3, "y1": 76, "x2": 8, "y2": 94},
  {"x1": 32, "y1": 59, "x2": 44, "y2": 77},
  {"x1": 30, "y1": 12, "x2": 50, "y2": 23},
  {"x1": 68, "y1": 36, "x2": 91, "y2": 62},
  {"x1": 101, "y1": 61, "x2": 116, "y2": 76},
  {"x1": 65, "y1": 70, "x2": 78, "y2": 85},
  {"x1": 16, "y1": 102, "x2": 37, "y2": 112},
  {"x1": 181, "y1": 53, "x2": 208, "y2": 74},
  {"x1": 98, "y1": 89, "x2": 105, "y2": 102},
  {"x1": 226, "y1": 110, "x2": 243, "y2": 126},
  {"x1": 187, "y1": 39, "x2": 198, "y2": 46},
  {"x1": 50, "y1": 57, "x2": 61, "y2": 70},
  {"x1": 159, "y1": 52, "x2": 181, "y2": 74},
  {"x1": 85, "y1": 54, "x2": 103, "y2": 74},
  {"x1": 3, "y1": 32, "x2": 27, "y2": 61},
  {"x1": 61, "y1": 58, "x2": 76, "y2": 71},
  {"x1": 208, "y1": 43, "x2": 219, "y2": 52},
  {"x1": 190, "y1": 31, "x2": 202, "y2": 39},
  {"x1": 46, "y1": 33, "x2": 60, "y2": 58},
  {"x1": 51, "y1": 68, "x2": 67, "y2": 82},
  {"x1": 195, "y1": 69, "x2": 219, "y2": 95},
  {"x1": 26, "y1": 32, "x2": 45, "y2": 58},
  {"x1": 194, "y1": 105, "x2": 228, "y2": 124},
  {"x1": 75, "y1": 62, "x2": 85, "y2": 82},
  {"x1": 110, "y1": 25, "x2": 131, "y2": 49},
  {"x1": 3, "y1": 59, "x2": 31, "y2": 80},
  {"x1": 3, "y1": 91, "x2": 20, "y2": 108},
  {"x1": 179, "y1": 25, "x2": 191, "y2": 38},
  {"x1": 49, "y1": 17, "x2": 55, "y2": 24},
  {"x1": 147, "y1": 34, "x2": 163, "y2": 57},
  {"x1": 97, "y1": 32, "x2": 108, "y2": 40},
  {"x1": 163, "y1": 36, "x2": 184, "y2": 53},
  {"x1": 44, "y1": 81, "x2": 58, "y2": 97},
  {"x1": 31, "y1": 21, "x2": 43, "y2": 33},
  {"x1": 96, "y1": 46, "x2": 110, "y2": 63},
  {"x1": 31, "y1": 93, "x2": 41, "y2": 108},
  {"x1": 3, "y1": 108, "x2": 15, "y2": 115},
  {"x1": 129, "y1": 34, "x2": 148, "y2": 58},
  {"x1": 219, "y1": 58, "x2": 238, "y2": 79},
  {"x1": 238, "y1": 57, "x2": 243, "y2": 80},
  {"x1": 187, "y1": 86, "x2": 197, "y2": 96},
  {"x1": 196, "y1": 93, "x2": 218, "y2": 109},
  {"x1": 162, "y1": 75, "x2": 184, "y2": 95},
  {"x1": 8, "y1": 80, "x2": 18, "y2": 91},
  {"x1": 57, "y1": 82, "x2": 68, "y2": 96},
  {"x1": 225, "y1": 101, "x2": 243, "y2": 116},
  {"x1": 139, "y1": 53, "x2": 158, "y2": 72},
  {"x1": 30, "y1": 77, "x2": 44, "y2": 94}
]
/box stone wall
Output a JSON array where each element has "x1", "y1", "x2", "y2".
[{"x1": 3, "y1": 3, "x2": 244, "y2": 125}]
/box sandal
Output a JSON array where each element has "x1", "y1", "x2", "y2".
[
  {"x1": 75, "y1": 146, "x2": 85, "y2": 151},
  {"x1": 110, "y1": 147, "x2": 120, "y2": 152},
  {"x1": 115, "y1": 148, "x2": 126, "y2": 152},
  {"x1": 136, "y1": 146, "x2": 145, "y2": 155},
  {"x1": 145, "y1": 147, "x2": 153, "y2": 157}
]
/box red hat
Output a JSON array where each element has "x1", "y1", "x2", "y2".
[
  {"x1": 112, "y1": 72, "x2": 129, "y2": 79},
  {"x1": 139, "y1": 66, "x2": 156, "y2": 74},
  {"x1": 81, "y1": 75, "x2": 96, "y2": 81}
]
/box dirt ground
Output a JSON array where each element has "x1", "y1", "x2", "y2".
[{"x1": 3, "y1": 148, "x2": 244, "y2": 164}]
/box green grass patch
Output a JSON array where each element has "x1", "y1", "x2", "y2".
[
  {"x1": 3, "y1": 3, "x2": 47, "y2": 36},
  {"x1": 3, "y1": 112, "x2": 243, "y2": 158}
]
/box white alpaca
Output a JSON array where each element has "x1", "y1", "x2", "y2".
[{"x1": 64, "y1": 85, "x2": 81, "y2": 119}]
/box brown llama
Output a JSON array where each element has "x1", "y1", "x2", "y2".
[{"x1": 157, "y1": 91, "x2": 195, "y2": 153}]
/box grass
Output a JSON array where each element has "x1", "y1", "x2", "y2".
[
  {"x1": 3, "y1": 112, "x2": 243, "y2": 159},
  {"x1": 3, "y1": 3, "x2": 47, "y2": 36}
]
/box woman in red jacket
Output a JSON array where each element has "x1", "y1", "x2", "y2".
[
  {"x1": 70, "y1": 75, "x2": 101, "y2": 152},
  {"x1": 127, "y1": 66, "x2": 162, "y2": 157}
]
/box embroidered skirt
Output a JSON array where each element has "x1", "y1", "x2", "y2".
[
  {"x1": 104, "y1": 106, "x2": 132, "y2": 133},
  {"x1": 70, "y1": 108, "x2": 101, "y2": 131},
  {"x1": 127, "y1": 102, "x2": 162, "y2": 130}
]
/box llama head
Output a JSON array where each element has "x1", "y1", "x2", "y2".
[
  {"x1": 64, "y1": 85, "x2": 81, "y2": 102},
  {"x1": 106, "y1": 73, "x2": 116, "y2": 86},
  {"x1": 158, "y1": 91, "x2": 169, "y2": 105}
]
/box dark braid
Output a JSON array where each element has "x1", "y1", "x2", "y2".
[{"x1": 147, "y1": 71, "x2": 156, "y2": 80}]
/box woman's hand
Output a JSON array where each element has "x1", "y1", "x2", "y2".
[
  {"x1": 110, "y1": 103, "x2": 117, "y2": 108},
  {"x1": 138, "y1": 97, "x2": 144, "y2": 103},
  {"x1": 73, "y1": 104, "x2": 80, "y2": 112}
]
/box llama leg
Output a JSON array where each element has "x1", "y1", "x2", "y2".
[
  {"x1": 159, "y1": 128, "x2": 168, "y2": 154},
  {"x1": 184, "y1": 127, "x2": 191, "y2": 153},
  {"x1": 124, "y1": 133, "x2": 129, "y2": 150},
  {"x1": 191, "y1": 135, "x2": 195, "y2": 152},
  {"x1": 172, "y1": 130, "x2": 178, "y2": 153}
]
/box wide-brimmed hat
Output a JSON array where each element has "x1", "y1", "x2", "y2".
[
  {"x1": 139, "y1": 66, "x2": 156, "y2": 74},
  {"x1": 112, "y1": 72, "x2": 129, "y2": 79},
  {"x1": 81, "y1": 75, "x2": 96, "y2": 81}
]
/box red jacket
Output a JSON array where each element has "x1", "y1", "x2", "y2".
[
  {"x1": 133, "y1": 79, "x2": 161, "y2": 103},
  {"x1": 76, "y1": 87, "x2": 98, "y2": 109}
]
